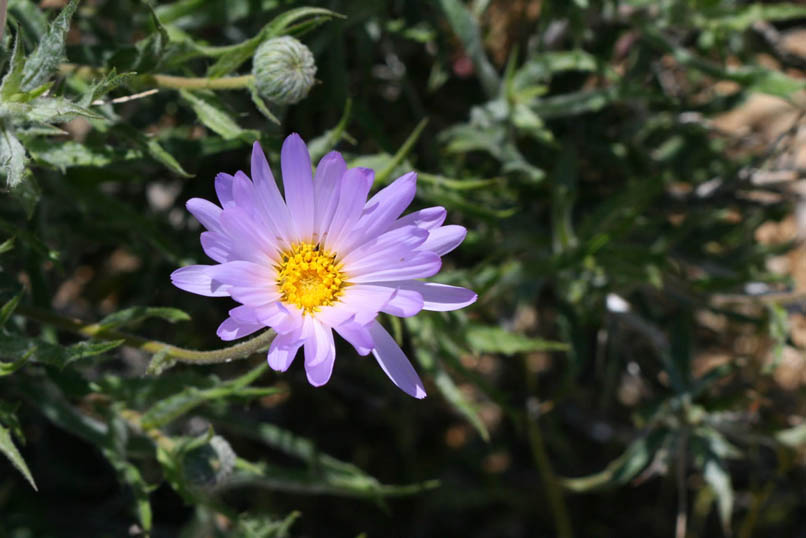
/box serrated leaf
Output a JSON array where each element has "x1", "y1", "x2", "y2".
[
  {"x1": 39, "y1": 339, "x2": 125, "y2": 368},
  {"x1": 113, "y1": 124, "x2": 192, "y2": 177},
  {"x1": 20, "y1": 0, "x2": 78, "y2": 91},
  {"x1": 79, "y1": 69, "x2": 138, "y2": 107},
  {"x1": 7, "y1": 97, "x2": 104, "y2": 123},
  {"x1": 97, "y1": 306, "x2": 190, "y2": 331},
  {"x1": 465, "y1": 324, "x2": 568, "y2": 355},
  {"x1": 26, "y1": 140, "x2": 141, "y2": 172},
  {"x1": 561, "y1": 429, "x2": 668, "y2": 491},
  {"x1": 0, "y1": 425, "x2": 37, "y2": 490},
  {"x1": 206, "y1": 7, "x2": 341, "y2": 78},
  {"x1": 180, "y1": 89, "x2": 256, "y2": 141},
  {"x1": 0, "y1": 128, "x2": 27, "y2": 189},
  {"x1": 0, "y1": 336, "x2": 123, "y2": 369},
  {"x1": 0, "y1": 28, "x2": 25, "y2": 99},
  {"x1": 141, "y1": 363, "x2": 276, "y2": 429}
]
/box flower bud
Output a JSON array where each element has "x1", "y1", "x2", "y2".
[{"x1": 252, "y1": 36, "x2": 317, "y2": 105}]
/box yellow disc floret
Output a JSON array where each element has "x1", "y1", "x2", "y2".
[{"x1": 275, "y1": 242, "x2": 347, "y2": 313}]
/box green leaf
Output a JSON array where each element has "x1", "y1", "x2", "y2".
[
  {"x1": 26, "y1": 140, "x2": 141, "y2": 172},
  {"x1": 7, "y1": 97, "x2": 104, "y2": 123},
  {"x1": 206, "y1": 7, "x2": 341, "y2": 78},
  {"x1": 0, "y1": 128, "x2": 27, "y2": 189},
  {"x1": 308, "y1": 98, "x2": 352, "y2": 162},
  {"x1": 438, "y1": 0, "x2": 500, "y2": 97},
  {"x1": 113, "y1": 124, "x2": 192, "y2": 177},
  {"x1": 465, "y1": 324, "x2": 568, "y2": 355},
  {"x1": 431, "y1": 360, "x2": 489, "y2": 441},
  {"x1": 704, "y1": 456, "x2": 734, "y2": 534},
  {"x1": 374, "y1": 117, "x2": 429, "y2": 185},
  {"x1": 230, "y1": 458, "x2": 439, "y2": 500},
  {"x1": 0, "y1": 425, "x2": 37, "y2": 490},
  {"x1": 561, "y1": 429, "x2": 668, "y2": 491},
  {"x1": 20, "y1": 0, "x2": 78, "y2": 91},
  {"x1": 141, "y1": 363, "x2": 277, "y2": 429},
  {"x1": 97, "y1": 306, "x2": 190, "y2": 331},
  {"x1": 79, "y1": 69, "x2": 138, "y2": 106},
  {"x1": 0, "y1": 336, "x2": 124, "y2": 369},
  {"x1": 179, "y1": 89, "x2": 257, "y2": 141},
  {"x1": 248, "y1": 82, "x2": 281, "y2": 125},
  {"x1": 776, "y1": 424, "x2": 806, "y2": 447},
  {"x1": 101, "y1": 412, "x2": 153, "y2": 533},
  {"x1": 0, "y1": 237, "x2": 14, "y2": 255},
  {"x1": 514, "y1": 50, "x2": 597, "y2": 87},
  {"x1": 695, "y1": 3, "x2": 806, "y2": 32},
  {"x1": 0, "y1": 28, "x2": 26, "y2": 99}
]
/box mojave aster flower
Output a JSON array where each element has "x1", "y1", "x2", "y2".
[{"x1": 171, "y1": 133, "x2": 476, "y2": 398}]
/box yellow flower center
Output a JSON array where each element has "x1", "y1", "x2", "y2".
[{"x1": 275, "y1": 242, "x2": 347, "y2": 313}]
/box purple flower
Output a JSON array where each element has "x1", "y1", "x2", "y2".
[{"x1": 171, "y1": 133, "x2": 476, "y2": 398}]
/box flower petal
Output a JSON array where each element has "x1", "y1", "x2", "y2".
[
  {"x1": 375, "y1": 280, "x2": 477, "y2": 311},
  {"x1": 341, "y1": 225, "x2": 428, "y2": 269},
  {"x1": 281, "y1": 133, "x2": 315, "y2": 242},
  {"x1": 346, "y1": 171, "x2": 416, "y2": 251},
  {"x1": 251, "y1": 142, "x2": 293, "y2": 247},
  {"x1": 317, "y1": 284, "x2": 396, "y2": 326},
  {"x1": 369, "y1": 321, "x2": 426, "y2": 398},
  {"x1": 304, "y1": 317, "x2": 335, "y2": 368},
  {"x1": 421, "y1": 225, "x2": 467, "y2": 256},
  {"x1": 323, "y1": 167, "x2": 374, "y2": 252},
  {"x1": 170, "y1": 265, "x2": 230, "y2": 297},
  {"x1": 267, "y1": 328, "x2": 304, "y2": 372},
  {"x1": 349, "y1": 251, "x2": 441, "y2": 283},
  {"x1": 186, "y1": 198, "x2": 222, "y2": 232},
  {"x1": 314, "y1": 151, "x2": 347, "y2": 241},
  {"x1": 200, "y1": 231, "x2": 230, "y2": 263},
  {"x1": 334, "y1": 319, "x2": 374, "y2": 355},
  {"x1": 215, "y1": 172, "x2": 235, "y2": 207},
  {"x1": 219, "y1": 206, "x2": 280, "y2": 263},
  {"x1": 380, "y1": 288, "x2": 424, "y2": 317},
  {"x1": 217, "y1": 317, "x2": 264, "y2": 341},
  {"x1": 391, "y1": 206, "x2": 446, "y2": 231}
]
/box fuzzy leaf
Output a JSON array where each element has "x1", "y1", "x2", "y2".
[
  {"x1": 0, "y1": 128, "x2": 27, "y2": 189},
  {"x1": 97, "y1": 306, "x2": 190, "y2": 331},
  {"x1": 20, "y1": 0, "x2": 78, "y2": 91},
  {"x1": 141, "y1": 363, "x2": 277, "y2": 429},
  {"x1": 0, "y1": 29, "x2": 26, "y2": 99},
  {"x1": 179, "y1": 89, "x2": 257, "y2": 141}
]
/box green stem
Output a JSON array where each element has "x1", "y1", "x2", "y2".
[
  {"x1": 58, "y1": 63, "x2": 254, "y2": 91},
  {"x1": 150, "y1": 73, "x2": 254, "y2": 90},
  {"x1": 525, "y1": 410, "x2": 574, "y2": 538},
  {"x1": 16, "y1": 304, "x2": 275, "y2": 365}
]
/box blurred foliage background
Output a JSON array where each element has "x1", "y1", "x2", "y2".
[{"x1": 4, "y1": 0, "x2": 806, "y2": 536}]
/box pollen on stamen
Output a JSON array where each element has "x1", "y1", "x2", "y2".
[{"x1": 275, "y1": 242, "x2": 347, "y2": 313}]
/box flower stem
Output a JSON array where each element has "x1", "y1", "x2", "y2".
[
  {"x1": 58, "y1": 63, "x2": 254, "y2": 91},
  {"x1": 16, "y1": 304, "x2": 275, "y2": 365}
]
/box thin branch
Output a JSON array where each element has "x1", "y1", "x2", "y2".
[{"x1": 16, "y1": 304, "x2": 275, "y2": 365}]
